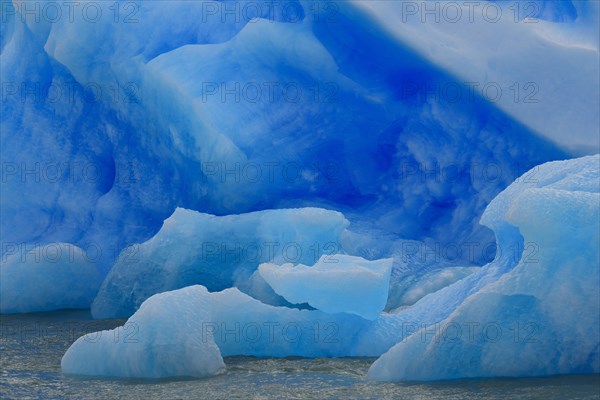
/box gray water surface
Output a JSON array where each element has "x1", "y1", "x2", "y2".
[{"x1": 1, "y1": 311, "x2": 599, "y2": 399}]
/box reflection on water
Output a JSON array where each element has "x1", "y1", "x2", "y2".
[{"x1": 1, "y1": 311, "x2": 599, "y2": 399}]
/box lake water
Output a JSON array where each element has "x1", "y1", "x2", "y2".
[{"x1": 1, "y1": 311, "x2": 599, "y2": 399}]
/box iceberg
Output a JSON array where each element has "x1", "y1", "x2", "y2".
[
  {"x1": 63, "y1": 284, "x2": 374, "y2": 379},
  {"x1": 340, "y1": 233, "x2": 481, "y2": 310},
  {"x1": 368, "y1": 154, "x2": 600, "y2": 381},
  {"x1": 62, "y1": 285, "x2": 225, "y2": 379},
  {"x1": 258, "y1": 255, "x2": 393, "y2": 320},
  {"x1": 0, "y1": 243, "x2": 101, "y2": 313},
  {"x1": 2, "y1": 0, "x2": 572, "y2": 301},
  {"x1": 62, "y1": 155, "x2": 600, "y2": 380},
  {"x1": 91, "y1": 207, "x2": 348, "y2": 318},
  {"x1": 385, "y1": 265, "x2": 479, "y2": 310},
  {"x1": 352, "y1": 0, "x2": 600, "y2": 153},
  {"x1": 3, "y1": 0, "x2": 599, "y2": 383}
]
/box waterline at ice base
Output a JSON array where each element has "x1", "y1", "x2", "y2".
[{"x1": 1, "y1": 0, "x2": 599, "y2": 396}]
